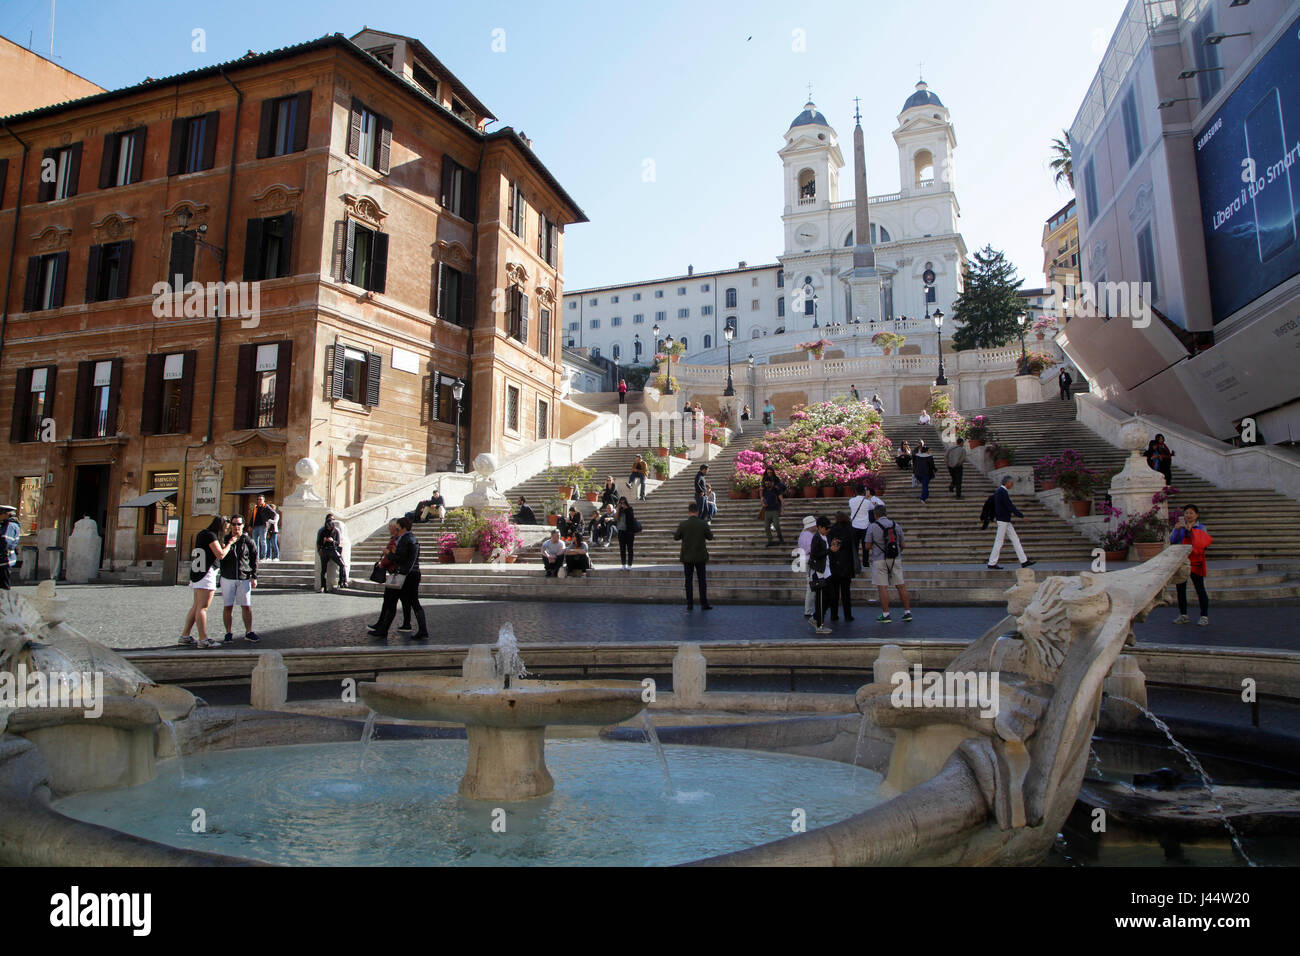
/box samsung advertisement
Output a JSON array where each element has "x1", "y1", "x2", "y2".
[{"x1": 1195, "y1": 12, "x2": 1300, "y2": 324}]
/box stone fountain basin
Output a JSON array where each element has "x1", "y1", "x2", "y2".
[{"x1": 358, "y1": 677, "x2": 646, "y2": 728}]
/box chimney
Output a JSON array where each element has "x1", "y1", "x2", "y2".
[
  {"x1": 688, "y1": 265, "x2": 694, "y2": 275},
  {"x1": 738, "y1": 260, "x2": 747, "y2": 268}
]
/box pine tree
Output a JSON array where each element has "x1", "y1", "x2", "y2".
[{"x1": 951, "y1": 246, "x2": 1025, "y2": 351}]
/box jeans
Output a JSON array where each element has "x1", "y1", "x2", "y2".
[
  {"x1": 765, "y1": 509, "x2": 784, "y2": 543},
  {"x1": 266, "y1": 532, "x2": 279, "y2": 559},
  {"x1": 629, "y1": 474, "x2": 646, "y2": 500},
  {"x1": 320, "y1": 550, "x2": 346, "y2": 589},
  {"x1": 695, "y1": 495, "x2": 707, "y2": 519},
  {"x1": 1176, "y1": 573, "x2": 1209, "y2": 617},
  {"x1": 250, "y1": 525, "x2": 268, "y2": 559},
  {"x1": 947, "y1": 465, "x2": 964, "y2": 497},
  {"x1": 683, "y1": 562, "x2": 708, "y2": 607},
  {"x1": 852, "y1": 527, "x2": 868, "y2": 572},
  {"x1": 618, "y1": 532, "x2": 635, "y2": 568},
  {"x1": 918, "y1": 474, "x2": 931, "y2": 501},
  {"x1": 542, "y1": 555, "x2": 563, "y2": 576}
]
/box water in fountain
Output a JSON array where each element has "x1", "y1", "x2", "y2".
[
  {"x1": 495, "y1": 623, "x2": 527, "y2": 689},
  {"x1": 161, "y1": 719, "x2": 186, "y2": 783},
  {"x1": 1112, "y1": 695, "x2": 1256, "y2": 867},
  {"x1": 639, "y1": 711, "x2": 674, "y2": 795},
  {"x1": 359, "y1": 711, "x2": 378, "y2": 771},
  {"x1": 850, "y1": 713, "x2": 871, "y2": 788}
]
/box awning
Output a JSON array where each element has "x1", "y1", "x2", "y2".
[
  {"x1": 120, "y1": 490, "x2": 177, "y2": 508},
  {"x1": 225, "y1": 486, "x2": 274, "y2": 496}
]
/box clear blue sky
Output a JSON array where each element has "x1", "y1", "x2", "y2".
[{"x1": 2, "y1": 0, "x2": 1131, "y2": 295}]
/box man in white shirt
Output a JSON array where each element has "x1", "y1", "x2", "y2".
[
  {"x1": 847, "y1": 484, "x2": 885, "y2": 573},
  {"x1": 541, "y1": 530, "x2": 566, "y2": 577}
]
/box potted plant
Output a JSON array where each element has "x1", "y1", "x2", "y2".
[
  {"x1": 443, "y1": 508, "x2": 485, "y2": 563},
  {"x1": 652, "y1": 456, "x2": 669, "y2": 480},
  {"x1": 563, "y1": 464, "x2": 594, "y2": 498},
  {"x1": 1097, "y1": 525, "x2": 1130, "y2": 565},
  {"x1": 988, "y1": 440, "x2": 1016, "y2": 468},
  {"x1": 871, "y1": 331, "x2": 905, "y2": 355},
  {"x1": 544, "y1": 496, "x2": 565, "y2": 527},
  {"x1": 1054, "y1": 451, "x2": 1107, "y2": 516},
  {"x1": 1131, "y1": 509, "x2": 1170, "y2": 560},
  {"x1": 796, "y1": 338, "x2": 833, "y2": 360},
  {"x1": 962, "y1": 414, "x2": 989, "y2": 449},
  {"x1": 478, "y1": 514, "x2": 524, "y2": 563},
  {"x1": 437, "y1": 532, "x2": 457, "y2": 563},
  {"x1": 1033, "y1": 453, "x2": 1061, "y2": 491},
  {"x1": 732, "y1": 473, "x2": 759, "y2": 499},
  {"x1": 1033, "y1": 317, "x2": 1059, "y2": 340},
  {"x1": 1024, "y1": 351, "x2": 1055, "y2": 376}
]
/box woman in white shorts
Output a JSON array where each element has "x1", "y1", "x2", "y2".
[{"x1": 181, "y1": 515, "x2": 231, "y2": 648}]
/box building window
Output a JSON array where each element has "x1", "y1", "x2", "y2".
[
  {"x1": 258, "y1": 92, "x2": 311, "y2": 158},
  {"x1": 777, "y1": 272, "x2": 784, "y2": 288},
  {"x1": 141, "y1": 352, "x2": 196, "y2": 435},
  {"x1": 539, "y1": 213, "x2": 558, "y2": 266},
  {"x1": 539, "y1": 308, "x2": 551, "y2": 357},
  {"x1": 328, "y1": 343, "x2": 381, "y2": 408},
  {"x1": 633, "y1": 292, "x2": 642, "y2": 301},
  {"x1": 677, "y1": 308, "x2": 689, "y2": 318},
  {"x1": 17, "y1": 476, "x2": 42, "y2": 534},
  {"x1": 679, "y1": 337, "x2": 687, "y2": 350},
  {"x1": 777, "y1": 298, "x2": 785, "y2": 317},
  {"x1": 436, "y1": 262, "x2": 467, "y2": 326},
  {"x1": 84, "y1": 240, "x2": 133, "y2": 303},
  {"x1": 725, "y1": 288, "x2": 737, "y2": 308},
  {"x1": 725, "y1": 316, "x2": 736, "y2": 333},
  {"x1": 611, "y1": 344, "x2": 621, "y2": 360},
  {"x1": 633, "y1": 314, "x2": 644, "y2": 324},
  {"x1": 1121, "y1": 88, "x2": 1142, "y2": 167},
  {"x1": 142, "y1": 472, "x2": 179, "y2": 536},
  {"x1": 591, "y1": 346, "x2": 601, "y2": 358},
  {"x1": 432, "y1": 373, "x2": 459, "y2": 425},
  {"x1": 752, "y1": 277, "x2": 758, "y2": 287},
  {"x1": 99, "y1": 128, "x2": 145, "y2": 188},
  {"x1": 568, "y1": 300, "x2": 576, "y2": 309},
  {"x1": 341, "y1": 220, "x2": 389, "y2": 293},
  {"x1": 1136, "y1": 224, "x2": 1159, "y2": 303},
  {"x1": 73, "y1": 358, "x2": 121, "y2": 439},
  {"x1": 703, "y1": 335, "x2": 711, "y2": 349},
  {"x1": 634, "y1": 339, "x2": 643, "y2": 359},
  {"x1": 700, "y1": 283, "x2": 710, "y2": 292},
  {"x1": 441, "y1": 155, "x2": 478, "y2": 221},
  {"x1": 1082, "y1": 160, "x2": 1098, "y2": 223},
  {"x1": 236, "y1": 340, "x2": 293, "y2": 428},
  {"x1": 1191, "y1": 10, "x2": 1223, "y2": 102},
  {"x1": 508, "y1": 182, "x2": 527, "y2": 236},
  {"x1": 655, "y1": 311, "x2": 666, "y2": 323},
  {"x1": 752, "y1": 299, "x2": 759, "y2": 310},
  {"x1": 611, "y1": 295, "x2": 620, "y2": 304},
  {"x1": 589, "y1": 298, "x2": 598, "y2": 306},
  {"x1": 701, "y1": 305, "x2": 713, "y2": 316},
  {"x1": 9, "y1": 366, "x2": 56, "y2": 443},
  {"x1": 654, "y1": 290, "x2": 663, "y2": 298},
  {"x1": 611, "y1": 316, "x2": 622, "y2": 327},
  {"x1": 567, "y1": 338, "x2": 575, "y2": 347},
  {"x1": 506, "y1": 384, "x2": 521, "y2": 432},
  {"x1": 568, "y1": 321, "x2": 579, "y2": 332},
  {"x1": 168, "y1": 112, "x2": 218, "y2": 175},
  {"x1": 23, "y1": 252, "x2": 68, "y2": 312},
  {"x1": 590, "y1": 319, "x2": 600, "y2": 329},
  {"x1": 38, "y1": 143, "x2": 82, "y2": 201},
  {"x1": 508, "y1": 287, "x2": 530, "y2": 342},
  {"x1": 677, "y1": 286, "x2": 686, "y2": 295},
  {"x1": 804, "y1": 296, "x2": 815, "y2": 316},
  {"x1": 243, "y1": 213, "x2": 293, "y2": 281},
  {"x1": 536, "y1": 399, "x2": 549, "y2": 439},
  {"x1": 347, "y1": 99, "x2": 392, "y2": 173}
]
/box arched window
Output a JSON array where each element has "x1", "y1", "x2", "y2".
[
  {"x1": 679, "y1": 337, "x2": 688, "y2": 350},
  {"x1": 703, "y1": 334, "x2": 712, "y2": 349},
  {"x1": 612, "y1": 344, "x2": 621, "y2": 360},
  {"x1": 591, "y1": 346, "x2": 600, "y2": 358},
  {"x1": 751, "y1": 327, "x2": 763, "y2": 339},
  {"x1": 798, "y1": 168, "x2": 816, "y2": 200},
  {"x1": 914, "y1": 149, "x2": 934, "y2": 184},
  {"x1": 725, "y1": 288, "x2": 737, "y2": 308},
  {"x1": 844, "y1": 230, "x2": 854, "y2": 247},
  {"x1": 880, "y1": 225, "x2": 891, "y2": 242}
]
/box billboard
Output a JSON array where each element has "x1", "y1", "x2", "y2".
[{"x1": 1194, "y1": 12, "x2": 1300, "y2": 323}]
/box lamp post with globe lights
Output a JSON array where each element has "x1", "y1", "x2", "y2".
[
  {"x1": 451, "y1": 378, "x2": 466, "y2": 473},
  {"x1": 933, "y1": 309, "x2": 948, "y2": 386},
  {"x1": 723, "y1": 325, "x2": 736, "y2": 396},
  {"x1": 1016, "y1": 310, "x2": 1031, "y2": 376}
]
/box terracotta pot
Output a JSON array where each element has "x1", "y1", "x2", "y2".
[
  {"x1": 655, "y1": 447, "x2": 669, "y2": 457},
  {"x1": 1040, "y1": 479, "x2": 1058, "y2": 491},
  {"x1": 882, "y1": 347, "x2": 893, "y2": 356},
  {"x1": 821, "y1": 486, "x2": 836, "y2": 497},
  {"x1": 801, "y1": 487, "x2": 818, "y2": 498},
  {"x1": 546, "y1": 514, "x2": 559, "y2": 526},
  {"x1": 1069, "y1": 499, "x2": 1092, "y2": 517},
  {"x1": 994, "y1": 458, "x2": 1011, "y2": 468},
  {"x1": 837, "y1": 485, "x2": 850, "y2": 497},
  {"x1": 584, "y1": 492, "x2": 599, "y2": 503},
  {"x1": 557, "y1": 485, "x2": 573, "y2": 499},
  {"x1": 451, "y1": 547, "x2": 476, "y2": 563},
  {"x1": 438, "y1": 553, "x2": 454, "y2": 563},
  {"x1": 729, "y1": 490, "x2": 743, "y2": 500},
  {"x1": 1134, "y1": 541, "x2": 1165, "y2": 560},
  {"x1": 1035, "y1": 332, "x2": 1045, "y2": 341},
  {"x1": 1104, "y1": 550, "x2": 1127, "y2": 564},
  {"x1": 504, "y1": 554, "x2": 518, "y2": 564},
  {"x1": 968, "y1": 439, "x2": 984, "y2": 449},
  {"x1": 750, "y1": 490, "x2": 761, "y2": 500}
]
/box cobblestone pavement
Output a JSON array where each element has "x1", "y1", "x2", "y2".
[{"x1": 9, "y1": 582, "x2": 1298, "y2": 653}]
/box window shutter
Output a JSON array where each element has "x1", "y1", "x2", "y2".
[
  {"x1": 463, "y1": 169, "x2": 478, "y2": 222},
  {"x1": 537, "y1": 213, "x2": 544, "y2": 257},
  {"x1": 85, "y1": 244, "x2": 103, "y2": 303},
  {"x1": 507, "y1": 184, "x2": 515, "y2": 233},
  {"x1": 377, "y1": 116, "x2": 393, "y2": 174},
  {"x1": 169, "y1": 231, "x2": 195, "y2": 289},
  {"x1": 41, "y1": 365, "x2": 58, "y2": 435},
  {"x1": 50, "y1": 251, "x2": 68, "y2": 308},
  {"x1": 292, "y1": 91, "x2": 312, "y2": 152},
  {"x1": 343, "y1": 220, "x2": 356, "y2": 284},
  {"x1": 114, "y1": 240, "x2": 133, "y2": 300},
  {"x1": 436, "y1": 262, "x2": 447, "y2": 319},
  {"x1": 22, "y1": 256, "x2": 39, "y2": 312},
  {"x1": 233, "y1": 344, "x2": 256, "y2": 429},
  {"x1": 140, "y1": 353, "x2": 164, "y2": 435},
  {"x1": 10, "y1": 368, "x2": 32, "y2": 442},
  {"x1": 176, "y1": 351, "x2": 197, "y2": 433},
  {"x1": 369, "y1": 232, "x2": 389, "y2": 293},
  {"x1": 98, "y1": 134, "x2": 116, "y2": 189},
  {"x1": 365, "y1": 351, "x2": 382, "y2": 406},
  {"x1": 276, "y1": 211, "x2": 294, "y2": 277},
  {"x1": 330, "y1": 343, "x2": 345, "y2": 399},
  {"x1": 256, "y1": 99, "x2": 276, "y2": 159},
  {"x1": 128, "y1": 127, "x2": 146, "y2": 183},
  {"x1": 331, "y1": 220, "x2": 347, "y2": 281},
  {"x1": 38, "y1": 148, "x2": 56, "y2": 202},
  {"x1": 549, "y1": 223, "x2": 557, "y2": 266},
  {"x1": 103, "y1": 358, "x2": 123, "y2": 435},
  {"x1": 459, "y1": 268, "x2": 475, "y2": 327},
  {"x1": 167, "y1": 119, "x2": 185, "y2": 175},
  {"x1": 347, "y1": 99, "x2": 362, "y2": 159},
  {"x1": 64, "y1": 142, "x2": 81, "y2": 196},
  {"x1": 200, "y1": 112, "x2": 219, "y2": 170},
  {"x1": 519, "y1": 292, "x2": 529, "y2": 344},
  {"x1": 273, "y1": 339, "x2": 293, "y2": 427},
  {"x1": 73, "y1": 361, "x2": 93, "y2": 438},
  {"x1": 440, "y1": 154, "x2": 452, "y2": 208},
  {"x1": 243, "y1": 217, "x2": 265, "y2": 281}
]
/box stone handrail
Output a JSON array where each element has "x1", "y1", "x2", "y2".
[{"x1": 1075, "y1": 393, "x2": 1300, "y2": 503}]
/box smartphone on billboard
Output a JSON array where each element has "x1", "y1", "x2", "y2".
[{"x1": 1243, "y1": 88, "x2": 1297, "y2": 263}]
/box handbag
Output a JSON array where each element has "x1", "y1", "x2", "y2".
[
  {"x1": 808, "y1": 572, "x2": 831, "y2": 592},
  {"x1": 368, "y1": 562, "x2": 387, "y2": 584},
  {"x1": 756, "y1": 505, "x2": 766, "y2": 521},
  {"x1": 385, "y1": 572, "x2": 407, "y2": 589}
]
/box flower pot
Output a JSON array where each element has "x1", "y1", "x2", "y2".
[
  {"x1": 1040, "y1": 479, "x2": 1058, "y2": 491},
  {"x1": 882, "y1": 348, "x2": 893, "y2": 356},
  {"x1": 1104, "y1": 550, "x2": 1127, "y2": 565},
  {"x1": 819, "y1": 486, "x2": 834, "y2": 497},
  {"x1": 1069, "y1": 499, "x2": 1092, "y2": 517},
  {"x1": 546, "y1": 514, "x2": 559, "y2": 526},
  {"x1": 557, "y1": 485, "x2": 573, "y2": 499},
  {"x1": 504, "y1": 554, "x2": 518, "y2": 564},
  {"x1": 451, "y1": 547, "x2": 476, "y2": 563},
  {"x1": 1134, "y1": 541, "x2": 1165, "y2": 561},
  {"x1": 750, "y1": 490, "x2": 761, "y2": 500},
  {"x1": 801, "y1": 487, "x2": 818, "y2": 499},
  {"x1": 837, "y1": 485, "x2": 850, "y2": 497},
  {"x1": 994, "y1": 458, "x2": 1011, "y2": 468},
  {"x1": 438, "y1": 553, "x2": 454, "y2": 564},
  {"x1": 584, "y1": 492, "x2": 599, "y2": 503},
  {"x1": 729, "y1": 490, "x2": 743, "y2": 500},
  {"x1": 655, "y1": 447, "x2": 669, "y2": 458},
  {"x1": 1035, "y1": 332, "x2": 1045, "y2": 341},
  {"x1": 968, "y1": 439, "x2": 984, "y2": 449}
]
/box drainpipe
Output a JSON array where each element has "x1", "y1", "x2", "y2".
[
  {"x1": 204, "y1": 67, "x2": 243, "y2": 444},
  {"x1": 0, "y1": 123, "x2": 31, "y2": 378},
  {"x1": 464, "y1": 136, "x2": 486, "y2": 461}
]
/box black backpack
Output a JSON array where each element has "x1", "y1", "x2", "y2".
[
  {"x1": 980, "y1": 493, "x2": 996, "y2": 530},
  {"x1": 876, "y1": 519, "x2": 901, "y2": 560}
]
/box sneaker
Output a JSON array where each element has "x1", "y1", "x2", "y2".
[
  {"x1": 815, "y1": 626, "x2": 833, "y2": 635},
  {"x1": 177, "y1": 635, "x2": 197, "y2": 647},
  {"x1": 1021, "y1": 560, "x2": 1037, "y2": 568},
  {"x1": 558, "y1": 567, "x2": 568, "y2": 579},
  {"x1": 398, "y1": 623, "x2": 413, "y2": 631},
  {"x1": 808, "y1": 617, "x2": 819, "y2": 629},
  {"x1": 1198, "y1": 616, "x2": 1209, "y2": 626},
  {"x1": 876, "y1": 613, "x2": 892, "y2": 623},
  {"x1": 902, "y1": 611, "x2": 913, "y2": 622},
  {"x1": 987, "y1": 565, "x2": 1004, "y2": 571},
  {"x1": 1174, "y1": 614, "x2": 1189, "y2": 624},
  {"x1": 198, "y1": 637, "x2": 222, "y2": 649},
  {"x1": 244, "y1": 632, "x2": 261, "y2": 644},
  {"x1": 222, "y1": 632, "x2": 234, "y2": 644}
]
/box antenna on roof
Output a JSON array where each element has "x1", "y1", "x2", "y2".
[{"x1": 49, "y1": 0, "x2": 55, "y2": 57}]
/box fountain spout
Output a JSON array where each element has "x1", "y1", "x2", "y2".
[{"x1": 495, "y1": 623, "x2": 527, "y2": 689}]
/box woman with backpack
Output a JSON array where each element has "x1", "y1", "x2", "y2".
[
  {"x1": 1170, "y1": 504, "x2": 1213, "y2": 626},
  {"x1": 913, "y1": 441, "x2": 936, "y2": 502}
]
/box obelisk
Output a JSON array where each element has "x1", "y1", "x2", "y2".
[{"x1": 849, "y1": 98, "x2": 883, "y2": 323}]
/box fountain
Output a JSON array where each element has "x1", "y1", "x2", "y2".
[{"x1": 357, "y1": 624, "x2": 646, "y2": 800}]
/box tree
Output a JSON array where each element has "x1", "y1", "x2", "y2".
[
  {"x1": 951, "y1": 245, "x2": 1025, "y2": 351},
  {"x1": 1049, "y1": 130, "x2": 1073, "y2": 191}
]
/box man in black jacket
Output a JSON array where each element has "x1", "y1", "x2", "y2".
[
  {"x1": 987, "y1": 477, "x2": 1037, "y2": 570},
  {"x1": 220, "y1": 514, "x2": 260, "y2": 643},
  {"x1": 826, "y1": 512, "x2": 856, "y2": 622},
  {"x1": 693, "y1": 464, "x2": 710, "y2": 523},
  {"x1": 762, "y1": 472, "x2": 788, "y2": 546},
  {"x1": 370, "y1": 516, "x2": 428, "y2": 640},
  {"x1": 317, "y1": 514, "x2": 347, "y2": 592},
  {"x1": 512, "y1": 497, "x2": 538, "y2": 525}
]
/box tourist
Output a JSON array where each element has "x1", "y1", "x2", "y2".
[
  {"x1": 850, "y1": 385, "x2": 861, "y2": 402},
  {"x1": 559, "y1": 531, "x2": 594, "y2": 578},
  {"x1": 560, "y1": 506, "x2": 584, "y2": 539},
  {"x1": 219, "y1": 514, "x2": 260, "y2": 644},
  {"x1": 1058, "y1": 367, "x2": 1074, "y2": 401},
  {"x1": 762, "y1": 400, "x2": 776, "y2": 426},
  {"x1": 1145, "y1": 434, "x2": 1175, "y2": 485},
  {"x1": 913, "y1": 440, "x2": 936, "y2": 502},
  {"x1": 868, "y1": 505, "x2": 911, "y2": 623},
  {"x1": 618, "y1": 378, "x2": 628, "y2": 404},
  {"x1": 673, "y1": 501, "x2": 713, "y2": 610},
  {"x1": 599, "y1": 475, "x2": 619, "y2": 509},
  {"x1": 1170, "y1": 504, "x2": 1213, "y2": 626},
  {"x1": 693, "y1": 463, "x2": 709, "y2": 521},
  {"x1": 827, "y1": 511, "x2": 856, "y2": 623},
  {"x1": 541, "y1": 529, "x2": 566, "y2": 576},
  {"x1": 590, "y1": 503, "x2": 617, "y2": 547},
  {"x1": 316, "y1": 513, "x2": 348, "y2": 591},
  {"x1": 416, "y1": 490, "x2": 446, "y2": 523},
  {"x1": 848, "y1": 483, "x2": 884, "y2": 572},
  {"x1": 896, "y1": 441, "x2": 915, "y2": 487},
  {"x1": 249, "y1": 495, "x2": 275, "y2": 559},
  {"x1": 796, "y1": 515, "x2": 818, "y2": 619},
  {"x1": 987, "y1": 476, "x2": 1036, "y2": 570},
  {"x1": 370, "y1": 516, "x2": 428, "y2": 640},
  {"x1": 918, "y1": 408, "x2": 931, "y2": 425},
  {"x1": 807, "y1": 515, "x2": 835, "y2": 634},
  {"x1": 628, "y1": 454, "x2": 648, "y2": 501},
  {"x1": 264, "y1": 504, "x2": 280, "y2": 561},
  {"x1": 741, "y1": 404, "x2": 751, "y2": 421},
  {"x1": 512, "y1": 496, "x2": 537, "y2": 525},
  {"x1": 761, "y1": 466, "x2": 787, "y2": 546},
  {"x1": 369, "y1": 520, "x2": 411, "y2": 631},
  {"x1": 703, "y1": 483, "x2": 718, "y2": 523},
  {"x1": 615, "y1": 496, "x2": 641, "y2": 570},
  {"x1": 871, "y1": 392, "x2": 884, "y2": 415},
  {"x1": 945, "y1": 441, "x2": 967, "y2": 499},
  {"x1": 0, "y1": 504, "x2": 18, "y2": 590},
  {"x1": 180, "y1": 515, "x2": 230, "y2": 648}
]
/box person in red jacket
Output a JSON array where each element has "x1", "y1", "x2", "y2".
[{"x1": 1169, "y1": 504, "x2": 1212, "y2": 626}]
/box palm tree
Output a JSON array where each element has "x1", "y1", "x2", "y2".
[{"x1": 1049, "y1": 130, "x2": 1073, "y2": 191}]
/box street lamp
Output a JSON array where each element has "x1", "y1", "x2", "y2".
[
  {"x1": 1016, "y1": 309, "x2": 1031, "y2": 375},
  {"x1": 662, "y1": 333, "x2": 675, "y2": 394},
  {"x1": 451, "y1": 378, "x2": 466, "y2": 472},
  {"x1": 933, "y1": 309, "x2": 948, "y2": 386},
  {"x1": 723, "y1": 325, "x2": 735, "y2": 396},
  {"x1": 812, "y1": 293, "x2": 820, "y2": 329}
]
